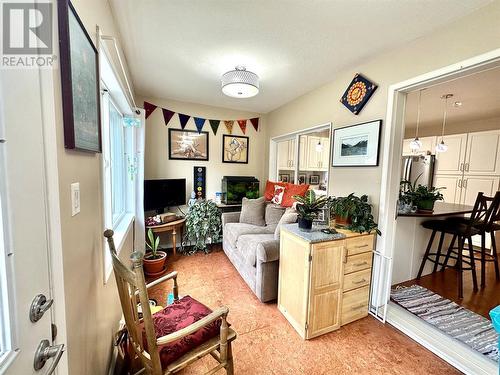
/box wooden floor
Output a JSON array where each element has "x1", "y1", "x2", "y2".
[
  {"x1": 145, "y1": 247, "x2": 459, "y2": 374},
  {"x1": 395, "y1": 261, "x2": 500, "y2": 319}
]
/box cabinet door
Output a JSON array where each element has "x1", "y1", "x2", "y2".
[
  {"x1": 307, "y1": 136, "x2": 322, "y2": 170},
  {"x1": 435, "y1": 133, "x2": 468, "y2": 174},
  {"x1": 288, "y1": 138, "x2": 297, "y2": 168},
  {"x1": 298, "y1": 135, "x2": 308, "y2": 171},
  {"x1": 461, "y1": 176, "x2": 500, "y2": 206},
  {"x1": 434, "y1": 174, "x2": 462, "y2": 204},
  {"x1": 277, "y1": 140, "x2": 290, "y2": 169},
  {"x1": 321, "y1": 137, "x2": 330, "y2": 170},
  {"x1": 306, "y1": 241, "x2": 344, "y2": 338},
  {"x1": 465, "y1": 130, "x2": 500, "y2": 175},
  {"x1": 402, "y1": 139, "x2": 413, "y2": 156}
]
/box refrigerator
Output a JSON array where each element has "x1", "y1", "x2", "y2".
[{"x1": 401, "y1": 155, "x2": 435, "y2": 188}]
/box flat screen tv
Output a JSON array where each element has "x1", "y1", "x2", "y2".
[{"x1": 144, "y1": 178, "x2": 186, "y2": 213}]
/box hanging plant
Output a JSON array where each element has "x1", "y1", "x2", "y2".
[{"x1": 182, "y1": 200, "x2": 222, "y2": 254}]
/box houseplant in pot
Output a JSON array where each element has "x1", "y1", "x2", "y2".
[
  {"x1": 293, "y1": 190, "x2": 329, "y2": 231},
  {"x1": 182, "y1": 199, "x2": 222, "y2": 254},
  {"x1": 329, "y1": 193, "x2": 357, "y2": 227},
  {"x1": 345, "y1": 194, "x2": 381, "y2": 235},
  {"x1": 400, "y1": 174, "x2": 444, "y2": 213},
  {"x1": 143, "y1": 228, "x2": 167, "y2": 276}
]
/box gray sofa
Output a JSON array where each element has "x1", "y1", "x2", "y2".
[{"x1": 222, "y1": 204, "x2": 297, "y2": 302}]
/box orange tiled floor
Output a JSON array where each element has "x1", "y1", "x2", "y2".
[{"x1": 148, "y1": 249, "x2": 459, "y2": 375}]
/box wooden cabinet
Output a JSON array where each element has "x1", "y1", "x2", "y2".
[
  {"x1": 402, "y1": 136, "x2": 437, "y2": 156},
  {"x1": 278, "y1": 227, "x2": 374, "y2": 339}
]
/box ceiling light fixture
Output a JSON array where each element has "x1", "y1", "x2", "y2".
[
  {"x1": 221, "y1": 66, "x2": 259, "y2": 98},
  {"x1": 453, "y1": 101, "x2": 462, "y2": 107},
  {"x1": 410, "y1": 89, "x2": 424, "y2": 152},
  {"x1": 315, "y1": 140, "x2": 323, "y2": 152},
  {"x1": 436, "y1": 94, "x2": 453, "y2": 153}
]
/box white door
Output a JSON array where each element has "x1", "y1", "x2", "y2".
[
  {"x1": 434, "y1": 133, "x2": 468, "y2": 175},
  {"x1": 461, "y1": 176, "x2": 500, "y2": 206},
  {"x1": 0, "y1": 70, "x2": 64, "y2": 372},
  {"x1": 434, "y1": 174, "x2": 463, "y2": 204},
  {"x1": 464, "y1": 130, "x2": 500, "y2": 176}
]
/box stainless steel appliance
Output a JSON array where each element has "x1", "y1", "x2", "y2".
[{"x1": 401, "y1": 155, "x2": 435, "y2": 187}]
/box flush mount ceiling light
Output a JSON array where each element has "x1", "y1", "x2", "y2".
[
  {"x1": 436, "y1": 93, "x2": 453, "y2": 153},
  {"x1": 221, "y1": 66, "x2": 259, "y2": 98}
]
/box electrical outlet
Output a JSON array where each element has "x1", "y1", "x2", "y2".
[{"x1": 70, "y1": 182, "x2": 80, "y2": 216}]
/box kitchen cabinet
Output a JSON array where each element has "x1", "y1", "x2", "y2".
[
  {"x1": 461, "y1": 176, "x2": 500, "y2": 206},
  {"x1": 434, "y1": 133, "x2": 468, "y2": 175},
  {"x1": 464, "y1": 130, "x2": 500, "y2": 176},
  {"x1": 434, "y1": 174, "x2": 462, "y2": 204},
  {"x1": 300, "y1": 136, "x2": 330, "y2": 171},
  {"x1": 277, "y1": 138, "x2": 297, "y2": 170},
  {"x1": 402, "y1": 136, "x2": 437, "y2": 156}
]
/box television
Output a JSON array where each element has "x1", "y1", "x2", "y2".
[{"x1": 144, "y1": 178, "x2": 186, "y2": 213}]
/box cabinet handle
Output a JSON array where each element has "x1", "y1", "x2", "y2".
[
  {"x1": 351, "y1": 304, "x2": 366, "y2": 311},
  {"x1": 458, "y1": 179, "x2": 462, "y2": 188},
  {"x1": 355, "y1": 244, "x2": 369, "y2": 249},
  {"x1": 460, "y1": 163, "x2": 464, "y2": 172},
  {"x1": 465, "y1": 163, "x2": 470, "y2": 172},
  {"x1": 343, "y1": 251, "x2": 348, "y2": 264},
  {"x1": 353, "y1": 278, "x2": 367, "y2": 284},
  {"x1": 463, "y1": 179, "x2": 467, "y2": 189},
  {"x1": 353, "y1": 261, "x2": 368, "y2": 267}
]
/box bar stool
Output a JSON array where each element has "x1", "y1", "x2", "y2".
[{"x1": 416, "y1": 193, "x2": 489, "y2": 298}]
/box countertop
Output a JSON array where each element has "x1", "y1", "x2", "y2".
[
  {"x1": 397, "y1": 202, "x2": 474, "y2": 218},
  {"x1": 281, "y1": 223, "x2": 346, "y2": 243}
]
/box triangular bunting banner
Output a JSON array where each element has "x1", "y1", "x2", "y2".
[
  {"x1": 162, "y1": 108, "x2": 175, "y2": 126},
  {"x1": 250, "y1": 117, "x2": 259, "y2": 132},
  {"x1": 237, "y1": 119, "x2": 247, "y2": 134},
  {"x1": 194, "y1": 117, "x2": 206, "y2": 133},
  {"x1": 144, "y1": 101, "x2": 157, "y2": 119},
  {"x1": 224, "y1": 120, "x2": 234, "y2": 134},
  {"x1": 178, "y1": 113, "x2": 190, "y2": 129},
  {"x1": 209, "y1": 119, "x2": 220, "y2": 135}
]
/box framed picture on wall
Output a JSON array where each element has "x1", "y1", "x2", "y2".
[
  {"x1": 332, "y1": 120, "x2": 382, "y2": 167},
  {"x1": 309, "y1": 175, "x2": 320, "y2": 184},
  {"x1": 222, "y1": 135, "x2": 249, "y2": 164},
  {"x1": 168, "y1": 129, "x2": 209, "y2": 161},
  {"x1": 279, "y1": 174, "x2": 290, "y2": 183},
  {"x1": 58, "y1": 0, "x2": 101, "y2": 152},
  {"x1": 298, "y1": 174, "x2": 307, "y2": 184}
]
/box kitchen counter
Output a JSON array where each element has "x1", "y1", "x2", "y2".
[{"x1": 397, "y1": 202, "x2": 474, "y2": 218}]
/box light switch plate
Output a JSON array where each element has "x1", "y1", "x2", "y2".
[{"x1": 70, "y1": 182, "x2": 80, "y2": 216}]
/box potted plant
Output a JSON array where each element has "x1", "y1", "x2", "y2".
[
  {"x1": 143, "y1": 228, "x2": 167, "y2": 276},
  {"x1": 400, "y1": 174, "x2": 444, "y2": 213},
  {"x1": 329, "y1": 193, "x2": 357, "y2": 226},
  {"x1": 293, "y1": 190, "x2": 329, "y2": 231},
  {"x1": 345, "y1": 194, "x2": 381, "y2": 235},
  {"x1": 183, "y1": 199, "x2": 222, "y2": 254}
]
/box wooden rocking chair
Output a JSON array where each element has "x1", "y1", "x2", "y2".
[{"x1": 104, "y1": 230, "x2": 236, "y2": 375}]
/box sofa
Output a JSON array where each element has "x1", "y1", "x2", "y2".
[{"x1": 222, "y1": 200, "x2": 297, "y2": 302}]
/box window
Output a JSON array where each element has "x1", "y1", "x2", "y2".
[{"x1": 109, "y1": 98, "x2": 126, "y2": 226}]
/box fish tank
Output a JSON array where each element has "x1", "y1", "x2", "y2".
[{"x1": 221, "y1": 176, "x2": 260, "y2": 204}]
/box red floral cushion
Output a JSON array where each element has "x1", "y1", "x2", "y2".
[
  {"x1": 264, "y1": 180, "x2": 286, "y2": 200},
  {"x1": 281, "y1": 183, "x2": 310, "y2": 207},
  {"x1": 142, "y1": 295, "x2": 220, "y2": 368}
]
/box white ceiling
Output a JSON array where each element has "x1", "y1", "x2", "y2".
[
  {"x1": 109, "y1": 0, "x2": 492, "y2": 113},
  {"x1": 405, "y1": 66, "x2": 500, "y2": 129}
]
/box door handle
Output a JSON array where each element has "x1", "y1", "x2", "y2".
[
  {"x1": 465, "y1": 163, "x2": 470, "y2": 172},
  {"x1": 458, "y1": 179, "x2": 462, "y2": 188},
  {"x1": 30, "y1": 294, "x2": 53, "y2": 323},
  {"x1": 463, "y1": 179, "x2": 468, "y2": 189},
  {"x1": 34, "y1": 340, "x2": 65, "y2": 373},
  {"x1": 459, "y1": 163, "x2": 464, "y2": 172}
]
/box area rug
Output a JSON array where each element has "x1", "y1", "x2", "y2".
[{"x1": 391, "y1": 285, "x2": 499, "y2": 363}]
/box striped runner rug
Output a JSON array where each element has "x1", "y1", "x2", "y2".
[{"x1": 391, "y1": 285, "x2": 499, "y2": 363}]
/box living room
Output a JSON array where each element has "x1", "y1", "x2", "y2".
[{"x1": 1, "y1": 1, "x2": 500, "y2": 375}]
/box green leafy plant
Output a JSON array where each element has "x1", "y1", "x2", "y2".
[
  {"x1": 146, "y1": 228, "x2": 161, "y2": 258},
  {"x1": 293, "y1": 190, "x2": 329, "y2": 221},
  {"x1": 400, "y1": 173, "x2": 444, "y2": 210},
  {"x1": 183, "y1": 200, "x2": 222, "y2": 254},
  {"x1": 329, "y1": 193, "x2": 358, "y2": 219},
  {"x1": 329, "y1": 194, "x2": 381, "y2": 235}
]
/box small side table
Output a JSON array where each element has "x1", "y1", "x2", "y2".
[{"x1": 146, "y1": 218, "x2": 186, "y2": 255}]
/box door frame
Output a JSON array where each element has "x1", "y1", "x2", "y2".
[{"x1": 376, "y1": 48, "x2": 500, "y2": 373}]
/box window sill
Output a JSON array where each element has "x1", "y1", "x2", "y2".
[{"x1": 104, "y1": 213, "x2": 134, "y2": 283}]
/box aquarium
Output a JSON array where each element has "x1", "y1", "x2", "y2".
[{"x1": 221, "y1": 176, "x2": 260, "y2": 204}]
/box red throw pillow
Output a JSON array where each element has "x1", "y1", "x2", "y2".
[
  {"x1": 281, "y1": 183, "x2": 310, "y2": 207},
  {"x1": 264, "y1": 180, "x2": 286, "y2": 201}
]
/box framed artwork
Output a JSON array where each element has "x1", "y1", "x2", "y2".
[
  {"x1": 309, "y1": 175, "x2": 320, "y2": 184},
  {"x1": 298, "y1": 174, "x2": 307, "y2": 185},
  {"x1": 222, "y1": 135, "x2": 249, "y2": 164},
  {"x1": 279, "y1": 174, "x2": 290, "y2": 183},
  {"x1": 340, "y1": 73, "x2": 378, "y2": 115},
  {"x1": 168, "y1": 129, "x2": 209, "y2": 161},
  {"x1": 314, "y1": 207, "x2": 329, "y2": 225},
  {"x1": 332, "y1": 120, "x2": 382, "y2": 167},
  {"x1": 58, "y1": 0, "x2": 101, "y2": 152}
]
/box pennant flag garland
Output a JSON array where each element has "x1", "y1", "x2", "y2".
[
  {"x1": 237, "y1": 119, "x2": 247, "y2": 134},
  {"x1": 250, "y1": 117, "x2": 259, "y2": 132},
  {"x1": 224, "y1": 120, "x2": 234, "y2": 134},
  {"x1": 194, "y1": 117, "x2": 206, "y2": 133},
  {"x1": 209, "y1": 119, "x2": 220, "y2": 135},
  {"x1": 144, "y1": 101, "x2": 157, "y2": 119},
  {"x1": 178, "y1": 113, "x2": 190, "y2": 129},
  {"x1": 162, "y1": 108, "x2": 175, "y2": 126}
]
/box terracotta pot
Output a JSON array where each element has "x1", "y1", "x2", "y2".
[
  {"x1": 334, "y1": 215, "x2": 351, "y2": 227},
  {"x1": 143, "y1": 251, "x2": 167, "y2": 276}
]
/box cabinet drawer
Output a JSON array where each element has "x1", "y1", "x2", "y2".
[
  {"x1": 345, "y1": 235, "x2": 374, "y2": 256},
  {"x1": 341, "y1": 285, "x2": 370, "y2": 326},
  {"x1": 344, "y1": 252, "x2": 372, "y2": 274},
  {"x1": 343, "y1": 268, "x2": 371, "y2": 292}
]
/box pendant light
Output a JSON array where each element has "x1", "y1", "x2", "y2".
[
  {"x1": 409, "y1": 89, "x2": 423, "y2": 151},
  {"x1": 221, "y1": 66, "x2": 260, "y2": 98},
  {"x1": 436, "y1": 94, "x2": 453, "y2": 153},
  {"x1": 315, "y1": 139, "x2": 323, "y2": 152}
]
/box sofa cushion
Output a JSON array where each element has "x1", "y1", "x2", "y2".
[
  {"x1": 239, "y1": 197, "x2": 266, "y2": 226},
  {"x1": 237, "y1": 233, "x2": 276, "y2": 267},
  {"x1": 281, "y1": 183, "x2": 310, "y2": 207},
  {"x1": 143, "y1": 295, "x2": 220, "y2": 369},
  {"x1": 224, "y1": 222, "x2": 272, "y2": 248},
  {"x1": 264, "y1": 180, "x2": 286, "y2": 201},
  {"x1": 265, "y1": 203, "x2": 285, "y2": 226},
  {"x1": 274, "y1": 207, "x2": 299, "y2": 240}
]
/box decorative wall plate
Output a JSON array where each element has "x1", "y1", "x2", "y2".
[{"x1": 340, "y1": 73, "x2": 378, "y2": 115}]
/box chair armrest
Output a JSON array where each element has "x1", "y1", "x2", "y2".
[
  {"x1": 222, "y1": 212, "x2": 241, "y2": 227},
  {"x1": 156, "y1": 306, "x2": 229, "y2": 345},
  {"x1": 145, "y1": 271, "x2": 177, "y2": 290},
  {"x1": 256, "y1": 240, "x2": 280, "y2": 263}
]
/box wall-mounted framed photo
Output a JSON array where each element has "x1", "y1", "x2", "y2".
[
  {"x1": 332, "y1": 120, "x2": 382, "y2": 167},
  {"x1": 58, "y1": 0, "x2": 101, "y2": 152},
  {"x1": 314, "y1": 207, "x2": 329, "y2": 225},
  {"x1": 279, "y1": 174, "x2": 290, "y2": 183},
  {"x1": 222, "y1": 135, "x2": 249, "y2": 164},
  {"x1": 309, "y1": 175, "x2": 320, "y2": 184},
  {"x1": 298, "y1": 174, "x2": 307, "y2": 184},
  {"x1": 168, "y1": 129, "x2": 209, "y2": 161}
]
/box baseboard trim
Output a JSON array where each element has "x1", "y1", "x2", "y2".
[{"x1": 387, "y1": 302, "x2": 498, "y2": 375}]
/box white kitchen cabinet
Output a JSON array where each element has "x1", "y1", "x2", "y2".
[
  {"x1": 402, "y1": 136, "x2": 437, "y2": 156},
  {"x1": 304, "y1": 136, "x2": 329, "y2": 171},
  {"x1": 277, "y1": 139, "x2": 297, "y2": 170},
  {"x1": 434, "y1": 174, "x2": 462, "y2": 204},
  {"x1": 299, "y1": 136, "x2": 308, "y2": 169},
  {"x1": 321, "y1": 138, "x2": 331, "y2": 169},
  {"x1": 434, "y1": 133, "x2": 468, "y2": 175},
  {"x1": 464, "y1": 129, "x2": 500, "y2": 176},
  {"x1": 461, "y1": 176, "x2": 500, "y2": 206}
]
